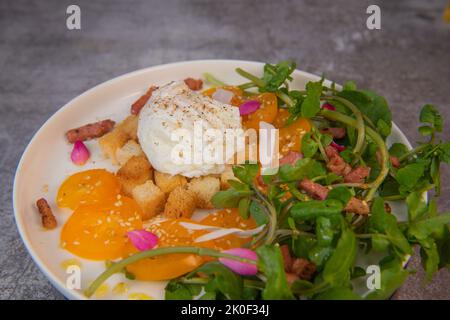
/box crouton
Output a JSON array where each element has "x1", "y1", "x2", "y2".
[
  {"x1": 220, "y1": 165, "x2": 238, "y2": 190},
  {"x1": 187, "y1": 176, "x2": 220, "y2": 209},
  {"x1": 98, "y1": 129, "x2": 129, "y2": 164},
  {"x1": 164, "y1": 185, "x2": 197, "y2": 219},
  {"x1": 116, "y1": 156, "x2": 153, "y2": 196},
  {"x1": 117, "y1": 115, "x2": 139, "y2": 141},
  {"x1": 154, "y1": 171, "x2": 187, "y2": 194},
  {"x1": 132, "y1": 180, "x2": 165, "y2": 220},
  {"x1": 116, "y1": 140, "x2": 144, "y2": 166}
]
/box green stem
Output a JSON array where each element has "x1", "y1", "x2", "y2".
[
  {"x1": 235, "y1": 68, "x2": 266, "y2": 87},
  {"x1": 398, "y1": 143, "x2": 428, "y2": 162},
  {"x1": 238, "y1": 82, "x2": 256, "y2": 90},
  {"x1": 84, "y1": 246, "x2": 256, "y2": 298},
  {"x1": 180, "y1": 277, "x2": 265, "y2": 290},
  {"x1": 253, "y1": 186, "x2": 278, "y2": 245},
  {"x1": 327, "y1": 96, "x2": 366, "y2": 155},
  {"x1": 355, "y1": 233, "x2": 390, "y2": 239},
  {"x1": 203, "y1": 73, "x2": 227, "y2": 87},
  {"x1": 276, "y1": 91, "x2": 295, "y2": 107},
  {"x1": 320, "y1": 109, "x2": 389, "y2": 202}
]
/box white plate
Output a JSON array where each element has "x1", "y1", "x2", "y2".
[{"x1": 13, "y1": 60, "x2": 413, "y2": 300}]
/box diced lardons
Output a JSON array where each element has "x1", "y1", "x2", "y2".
[
  {"x1": 344, "y1": 197, "x2": 370, "y2": 215},
  {"x1": 280, "y1": 244, "x2": 293, "y2": 272},
  {"x1": 154, "y1": 171, "x2": 187, "y2": 194},
  {"x1": 131, "y1": 86, "x2": 157, "y2": 115},
  {"x1": 298, "y1": 178, "x2": 370, "y2": 215},
  {"x1": 116, "y1": 156, "x2": 153, "y2": 196},
  {"x1": 184, "y1": 78, "x2": 203, "y2": 91},
  {"x1": 279, "y1": 151, "x2": 303, "y2": 166},
  {"x1": 131, "y1": 180, "x2": 165, "y2": 220},
  {"x1": 36, "y1": 198, "x2": 57, "y2": 229},
  {"x1": 299, "y1": 178, "x2": 329, "y2": 200},
  {"x1": 320, "y1": 127, "x2": 346, "y2": 139},
  {"x1": 187, "y1": 176, "x2": 220, "y2": 209},
  {"x1": 66, "y1": 119, "x2": 115, "y2": 143},
  {"x1": 325, "y1": 145, "x2": 352, "y2": 176},
  {"x1": 164, "y1": 185, "x2": 196, "y2": 219},
  {"x1": 291, "y1": 258, "x2": 317, "y2": 281},
  {"x1": 390, "y1": 155, "x2": 400, "y2": 168},
  {"x1": 344, "y1": 166, "x2": 371, "y2": 183}
]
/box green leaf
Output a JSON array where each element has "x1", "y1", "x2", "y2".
[
  {"x1": 395, "y1": 163, "x2": 425, "y2": 193},
  {"x1": 211, "y1": 188, "x2": 253, "y2": 208},
  {"x1": 338, "y1": 90, "x2": 392, "y2": 137},
  {"x1": 365, "y1": 259, "x2": 408, "y2": 300},
  {"x1": 249, "y1": 200, "x2": 268, "y2": 226},
  {"x1": 371, "y1": 234, "x2": 390, "y2": 252},
  {"x1": 439, "y1": 142, "x2": 450, "y2": 164},
  {"x1": 343, "y1": 80, "x2": 357, "y2": 91},
  {"x1": 290, "y1": 199, "x2": 343, "y2": 221},
  {"x1": 315, "y1": 286, "x2": 361, "y2": 300},
  {"x1": 165, "y1": 280, "x2": 202, "y2": 300},
  {"x1": 301, "y1": 133, "x2": 319, "y2": 158},
  {"x1": 322, "y1": 226, "x2": 357, "y2": 287},
  {"x1": 262, "y1": 61, "x2": 296, "y2": 92},
  {"x1": 232, "y1": 163, "x2": 259, "y2": 185},
  {"x1": 407, "y1": 213, "x2": 450, "y2": 241},
  {"x1": 238, "y1": 198, "x2": 250, "y2": 219},
  {"x1": 369, "y1": 198, "x2": 412, "y2": 255},
  {"x1": 315, "y1": 217, "x2": 335, "y2": 246},
  {"x1": 194, "y1": 262, "x2": 244, "y2": 300},
  {"x1": 326, "y1": 186, "x2": 352, "y2": 206},
  {"x1": 389, "y1": 143, "x2": 409, "y2": 158},
  {"x1": 420, "y1": 104, "x2": 442, "y2": 132},
  {"x1": 301, "y1": 80, "x2": 323, "y2": 118},
  {"x1": 406, "y1": 192, "x2": 428, "y2": 222},
  {"x1": 256, "y1": 245, "x2": 295, "y2": 300},
  {"x1": 418, "y1": 125, "x2": 434, "y2": 137},
  {"x1": 419, "y1": 238, "x2": 439, "y2": 281},
  {"x1": 279, "y1": 158, "x2": 326, "y2": 182}
]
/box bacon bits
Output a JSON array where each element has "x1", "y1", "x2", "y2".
[
  {"x1": 184, "y1": 78, "x2": 203, "y2": 91},
  {"x1": 320, "y1": 127, "x2": 346, "y2": 139},
  {"x1": 36, "y1": 198, "x2": 57, "y2": 229},
  {"x1": 344, "y1": 166, "x2": 371, "y2": 184},
  {"x1": 66, "y1": 119, "x2": 115, "y2": 143},
  {"x1": 131, "y1": 86, "x2": 157, "y2": 115}
]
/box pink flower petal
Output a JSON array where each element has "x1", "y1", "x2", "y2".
[
  {"x1": 127, "y1": 230, "x2": 158, "y2": 251},
  {"x1": 322, "y1": 103, "x2": 336, "y2": 111},
  {"x1": 219, "y1": 248, "x2": 258, "y2": 276},
  {"x1": 331, "y1": 141, "x2": 346, "y2": 152},
  {"x1": 70, "y1": 140, "x2": 90, "y2": 165},
  {"x1": 239, "y1": 100, "x2": 261, "y2": 116}
]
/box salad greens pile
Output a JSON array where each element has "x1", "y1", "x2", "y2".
[{"x1": 86, "y1": 61, "x2": 450, "y2": 300}]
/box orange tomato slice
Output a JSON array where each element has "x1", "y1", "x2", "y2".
[
  {"x1": 279, "y1": 117, "x2": 311, "y2": 156},
  {"x1": 60, "y1": 196, "x2": 143, "y2": 260},
  {"x1": 242, "y1": 92, "x2": 278, "y2": 130},
  {"x1": 56, "y1": 169, "x2": 121, "y2": 210},
  {"x1": 126, "y1": 210, "x2": 257, "y2": 281}
]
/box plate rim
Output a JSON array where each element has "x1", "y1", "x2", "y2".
[{"x1": 12, "y1": 59, "x2": 414, "y2": 300}]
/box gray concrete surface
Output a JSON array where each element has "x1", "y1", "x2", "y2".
[{"x1": 0, "y1": 0, "x2": 449, "y2": 300}]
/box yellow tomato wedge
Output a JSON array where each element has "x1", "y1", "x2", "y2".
[{"x1": 57, "y1": 169, "x2": 121, "y2": 210}]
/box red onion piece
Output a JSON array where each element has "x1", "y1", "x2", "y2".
[
  {"x1": 239, "y1": 100, "x2": 261, "y2": 116},
  {"x1": 70, "y1": 140, "x2": 90, "y2": 165},
  {"x1": 322, "y1": 103, "x2": 336, "y2": 111},
  {"x1": 219, "y1": 248, "x2": 258, "y2": 276},
  {"x1": 127, "y1": 229, "x2": 158, "y2": 251},
  {"x1": 331, "y1": 141, "x2": 346, "y2": 152}
]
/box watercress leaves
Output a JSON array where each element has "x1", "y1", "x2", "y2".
[
  {"x1": 326, "y1": 186, "x2": 352, "y2": 206},
  {"x1": 279, "y1": 158, "x2": 326, "y2": 182},
  {"x1": 211, "y1": 187, "x2": 253, "y2": 208},
  {"x1": 419, "y1": 104, "x2": 443, "y2": 135},
  {"x1": 256, "y1": 245, "x2": 295, "y2": 300},
  {"x1": 300, "y1": 80, "x2": 323, "y2": 118},
  {"x1": 262, "y1": 61, "x2": 296, "y2": 92},
  {"x1": 290, "y1": 199, "x2": 343, "y2": 221}
]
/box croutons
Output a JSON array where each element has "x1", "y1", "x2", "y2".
[
  {"x1": 154, "y1": 171, "x2": 187, "y2": 194},
  {"x1": 132, "y1": 180, "x2": 166, "y2": 220},
  {"x1": 187, "y1": 176, "x2": 220, "y2": 209},
  {"x1": 117, "y1": 115, "x2": 138, "y2": 141},
  {"x1": 220, "y1": 165, "x2": 238, "y2": 190},
  {"x1": 98, "y1": 129, "x2": 129, "y2": 164},
  {"x1": 98, "y1": 115, "x2": 139, "y2": 164},
  {"x1": 116, "y1": 140, "x2": 144, "y2": 166},
  {"x1": 164, "y1": 185, "x2": 197, "y2": 219},
  {"x1": 116, "y1": 156, "x2": 153, "y2": 196}
]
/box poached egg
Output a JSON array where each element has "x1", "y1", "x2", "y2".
[{"x1": 137, "y1": 81, "x2": 243, "y2": 177}]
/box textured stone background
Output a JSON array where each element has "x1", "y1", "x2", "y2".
[{"x1": 0, "y1": 0, "x2": 449, "y2": 299}]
